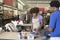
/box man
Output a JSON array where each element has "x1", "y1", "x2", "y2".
[{"x1": 45, "y1": 1, "x2": 60, "y2": 40}]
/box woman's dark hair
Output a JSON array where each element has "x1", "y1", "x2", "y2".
[
  {"x1": 30, "y1": 7, "x2": 39, "y2": 14},
  {"x1": 50, "y1": 1, "x2": 60, "y2": 8}
]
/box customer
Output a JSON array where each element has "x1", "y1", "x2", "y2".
[
  {"x1": 5, "y1": 17, "x2": 18, "y2": 32},
  {"x1": 30, "y1": 7, "x2": 43, "y2": 34},
  {"x1": 45, "y1": 1, "x2": 60, "y2": 40}
]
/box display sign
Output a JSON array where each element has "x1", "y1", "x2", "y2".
[{"x1": 3, "y1": 0, "x2": 13, "y2": 6}]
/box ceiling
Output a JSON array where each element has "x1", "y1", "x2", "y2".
[
  {"x1": 21, "y1": 0, "x2": 60, "y2": 8},
  {"x1": 21, "y1": 0, "x2": 51, "y2": 1},
  {"x1": 21, "y1": 0, "x2": 59, "y2": 1}
]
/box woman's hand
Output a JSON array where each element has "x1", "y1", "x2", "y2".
[{"x1": 44, "y1": 25, "x2": 49, "y2": 29}]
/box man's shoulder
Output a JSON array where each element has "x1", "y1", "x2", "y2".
[
  {"x1": 54, "y1": 10, "x2": 60, "y2": 14},
  {"x1": 50, "y1": 10, "x2": 60, "y2": 19},
  {"x1": 51, "y1": 10, "x2": 60, "y2": 16}
]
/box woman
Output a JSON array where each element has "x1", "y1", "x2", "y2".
[{"x1": 30, "y1": 7, "x2": 43, "y2": 34}]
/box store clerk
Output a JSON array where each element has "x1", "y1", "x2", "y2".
[{"x1": 45, "y1": 1, "x2": 60, "y2": 40}]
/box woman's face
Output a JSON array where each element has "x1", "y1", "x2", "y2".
[{"x1": 33, "y1": 13, "x2": 37, "y2": 17}]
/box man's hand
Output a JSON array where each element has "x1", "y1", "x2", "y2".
[{"x1": 44, "y1": 25, "x2": 53, "y2": 32}]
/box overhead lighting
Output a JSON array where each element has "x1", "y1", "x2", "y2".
[{"x1": 18, "y1": 0, "x2": 25, "y2": 6}]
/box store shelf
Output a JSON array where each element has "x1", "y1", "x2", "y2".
[{"x1": 3, "y1": 4, "x2": 18, "y2": 10}]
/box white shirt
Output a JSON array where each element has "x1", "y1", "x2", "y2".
[
  {"x1": 32, "y1": 15, "x2": 43, "y2": 30},
  {"x1": 32, "y1": 17, "x2": 40, "y2": 30},
  {"x1": 11, "y1": 21, "x2": 18, "y2": 27},
  {"x1": 5, "y1": 23, "x2": 16, "y2": 32}
]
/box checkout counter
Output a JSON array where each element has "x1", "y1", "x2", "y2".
[
  {"x1": 0, "y1": 32, "x2": 41, "y2": 40},
  {"x1": 0, "y1": 24, "x2": 41, "y2": 40}
]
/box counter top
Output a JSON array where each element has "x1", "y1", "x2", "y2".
[
  {"x1": 0, "y1": 32, "x2": 41, "y2": 40},
  {"x1": 0, "y1": 32, "x2": 19, "y2": 40}
]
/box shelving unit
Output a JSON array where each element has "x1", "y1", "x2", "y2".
[
  {"x1": 0, "y1": 0, "x2": 29, "y2": 25},
  {"x1": 0, "y1": 0, "x2": 18, "y2": 25},
  {"x1": 0, "y1": 2, "x2": 3, "y2": 26}
]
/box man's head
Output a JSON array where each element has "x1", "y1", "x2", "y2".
[
  {"x1": 50, "y1": 1, "x2": 60, "y2": 12},
  {"x1": 30, "y1": 7, "x2": 39, "y2": 17}
]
